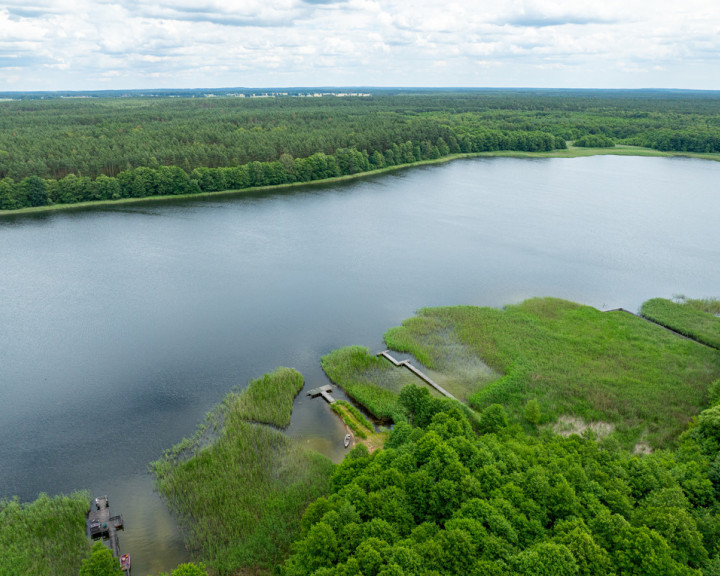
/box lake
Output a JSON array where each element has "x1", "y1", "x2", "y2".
[{"x1": 1, "y1": 155, "x2": 719, "y2": 574}]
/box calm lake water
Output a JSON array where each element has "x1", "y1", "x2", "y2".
[{"x1": 1, "y1": 155, "x2": 719, "y2": 573}]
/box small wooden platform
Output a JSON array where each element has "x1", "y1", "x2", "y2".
[
  {"x1": 307, "y1": 384, "x2": 336, "y2": 403},
  {"x1": 87, "y1": 496, "x2": 129, "y2": 573},
  {"x1": 377, "y1": 351, "x2": 457, "y2": 400}
]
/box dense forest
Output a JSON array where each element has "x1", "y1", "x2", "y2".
[
  {"x1": 1, "y1": 89, "x2": 719, "y2": 210},
  {"x1": 281, "y1": 384, "x2": 720, "y2": 576}
]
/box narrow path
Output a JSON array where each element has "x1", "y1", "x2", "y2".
[
  {"x1": 377, "y1": 350, "x2": 457, "y2": 400},
  {"x1": 606, "y1": 308, "x2": 718, "y2": 350}
]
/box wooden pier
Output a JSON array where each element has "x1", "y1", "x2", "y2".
[
  {"x1": 87, "y1": 496, "x2": 130, "y2": 573},
  {"x1": 307, "y1": 384, "x2": 336, "y2": 404},
  {"x1": 377, "y1": 351, "x2": 457, "y2": 400}
]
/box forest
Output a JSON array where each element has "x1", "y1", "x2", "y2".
[{"x1": 1, "y1": 89, "x2": 719, "y2": 210}]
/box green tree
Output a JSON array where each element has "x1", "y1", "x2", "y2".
[
  {"x1": 524, "y1": 398, "x2": 541, "y2": 425},
  {"x1": 79, "y1": 542, "x2": 123, "y2": 576},
  {"x1": 478, "y1": 404, "x2": 508, "y2": 434}
]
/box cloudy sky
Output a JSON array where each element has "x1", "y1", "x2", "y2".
[{"x1": 1, "y1": 0, "x2": 719, "y2": 91}]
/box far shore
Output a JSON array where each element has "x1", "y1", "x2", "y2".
[{"x1": 2, "y1": 145, "x2": 718, "y2": 217}]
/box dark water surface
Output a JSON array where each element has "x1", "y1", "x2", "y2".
[{"x1": 1, "y1": 156, "x2": 719, "y2": 573}]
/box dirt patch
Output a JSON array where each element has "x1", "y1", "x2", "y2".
[
  {"x1": 553, "y1": 415, "x2": 615, "y2": 440},
  {"x1": 633, "y1": 442, "x2": 653, "y2": 455}
]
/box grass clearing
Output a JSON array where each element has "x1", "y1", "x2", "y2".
[
  {"x1": 330, "y1": 400, "x2": 388, "y2": 453},
  {"x1": 383, "y1": 298, "x2": 720, "y2": 448},
  {"x1": 0, "y1": 491, "x2": 91, "y2": 576},
  {"x1": 152, "y1": 368, "x2": 333, "y2": 575},
  {"x1": 641, "y1": 297, "x2": 720, "y2": 349}
]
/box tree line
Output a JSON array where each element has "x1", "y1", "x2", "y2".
[
  {"x1": 1, "y1": 90, "x2": 719, "y2": 210},
  {"x1": 0, "y1": 131, "x2": 563, "y2": 210}
]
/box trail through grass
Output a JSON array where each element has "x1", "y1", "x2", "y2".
[{"x1": 641, "y1": 297, "x2": 720, "y2": 350}]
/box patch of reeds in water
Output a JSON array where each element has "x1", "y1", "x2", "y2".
[
  {"x1": 0, "y1": 491, "x2": 91, "y2": 576},
  {"x1": 152, "y1": 368, "x2": 333, "y2": 575}
]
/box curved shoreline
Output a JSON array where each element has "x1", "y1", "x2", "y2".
[{"x1": 2, "y1": 146, "x2": 718, "y2": 217}]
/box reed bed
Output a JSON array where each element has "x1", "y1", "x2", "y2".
[
  {"x1": 320, "y1": 346, "x2": 410, "y2": 420},
  {"x1": 384, "y1": 298, "x2": 720, "y2": 447},
  {"x1": 0, "y1": 491, "x2": 91, "y2": 576},
  {"x1": 226, "y1": 366, "x2": 305, "y2": 428},
  {"x1": 152, "y1": 369, "x2": 333, "y2": 575}
]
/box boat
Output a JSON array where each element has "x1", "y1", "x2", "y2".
[
  {"x1": 120, "y1": 553, "x2": 131, "y2": 572},
  {"x1": 344, "y1": 434, "x2": 351, "y2": 448}
]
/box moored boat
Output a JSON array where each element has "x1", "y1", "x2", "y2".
[
  {"x1": 344, "y1": 433, "x2": 351, "y2": 448},
  {"x1": 120, "y1": 553, "x2": 131, "y2": 572}
]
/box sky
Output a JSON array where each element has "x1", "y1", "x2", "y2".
[{"x1": 1, "y1": 0, "x2": 719, "y2": 91}]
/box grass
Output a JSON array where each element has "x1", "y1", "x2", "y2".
[
  {"x1": 152, "y1": 369, "x2": 333, "y2": 575},
  {"x1": 641, "y1": 297, "x2": 720, "y2": 350},
  {"x1": 226, "y1": 366, "x2": 304, "y2": 428},
  {"x1": 320, "y1": 346, "x2": 411, "y2": 421},
  {"x1": 384, "y1": 298, "x2": 720, "y2": 448},
  {"x1": 0, "y1": 491, "x2": 91, "y2": 576},
  {"x1": 330, "y1": 400, "x2": 389, "y2": 453},
  {"x1": 3, "y1": 146, "x2": 718, "y2": 217},
  {"x1": 331, "y1": 400, "x2": 374, "y2": 439}
]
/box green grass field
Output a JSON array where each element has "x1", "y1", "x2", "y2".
[
  {"x1": 384, "y1": 298, "x2": 720, "y2": 448},
  {"x1": 152, "y1": 368, "x2": 333, "y2": 575},
  {"x1": 641, "y1": 297, "x2": 720, "y2": 350},
  {"x1": 0, "y1": 492, "x2": 91, "y2": 576}
]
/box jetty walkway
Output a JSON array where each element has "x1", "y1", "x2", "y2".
[
  {"x1": 377, "y1": 351, "x2": 457, "y2": 400},
  {"x1": 307, "y1": 384, "x2": 336, "y2": 403},
  {"x1": 87, "y1": 496, "x2": 130, "y2": 574}
]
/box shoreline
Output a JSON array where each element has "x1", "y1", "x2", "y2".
[{"x1": 2, "y1": 146, "x2": 718, "y2": 217}]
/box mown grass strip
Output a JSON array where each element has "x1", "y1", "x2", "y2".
[
  {"x1": 0, "y1": 492, "x2": 91, "y2": 576},
  {"x1": 641, "y1": 297, "x2": 720, "y2": 350},
  {"x1": 331, "y1": 401, "x2": 373, "y2": 439},
  {"x1": 384, "y1": 298, "x2": 720, "y2": 448}
]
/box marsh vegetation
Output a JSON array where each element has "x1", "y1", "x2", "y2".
[
  {"x1": 152, "y1": 368, "x2": 333, "y2": 575},
  {"x1": 0, "y1": 491, "x2": 91, "y2": 576},
  {"x1": 641, "y1": 297, "x2": 720, "y2": 350}
]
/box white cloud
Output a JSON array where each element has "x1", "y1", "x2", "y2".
[{"x1": 0, "y1": 0, "x2": 719, "y2": 90}]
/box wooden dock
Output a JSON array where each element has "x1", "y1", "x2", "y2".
[
  {"x1": 307, "y1": 384, "x2": 336, "y2": 403},
  {"x1": 377, "y1": 351, "x2": 457, "y2": 400},
  {"x1": 87, "y1": 496, "x2": 129, "y2": 573}
]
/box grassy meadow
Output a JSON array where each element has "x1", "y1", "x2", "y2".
[
  {"x1": 384, "y1": 298, "x2": 720, "y2": 448},
  {"x1": 641, "y1": 297, "x2": 720, "y2": 350},
  {"x1": 152, "y1": 368, "x2": 333, "y2": 575},
  {"x1": 0, "y1": 492, "x2": 91, "y2": 576}
]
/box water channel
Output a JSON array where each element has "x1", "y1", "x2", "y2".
[{"x1": 1, "y1": 155, "x2": 719, "y2": 574}]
